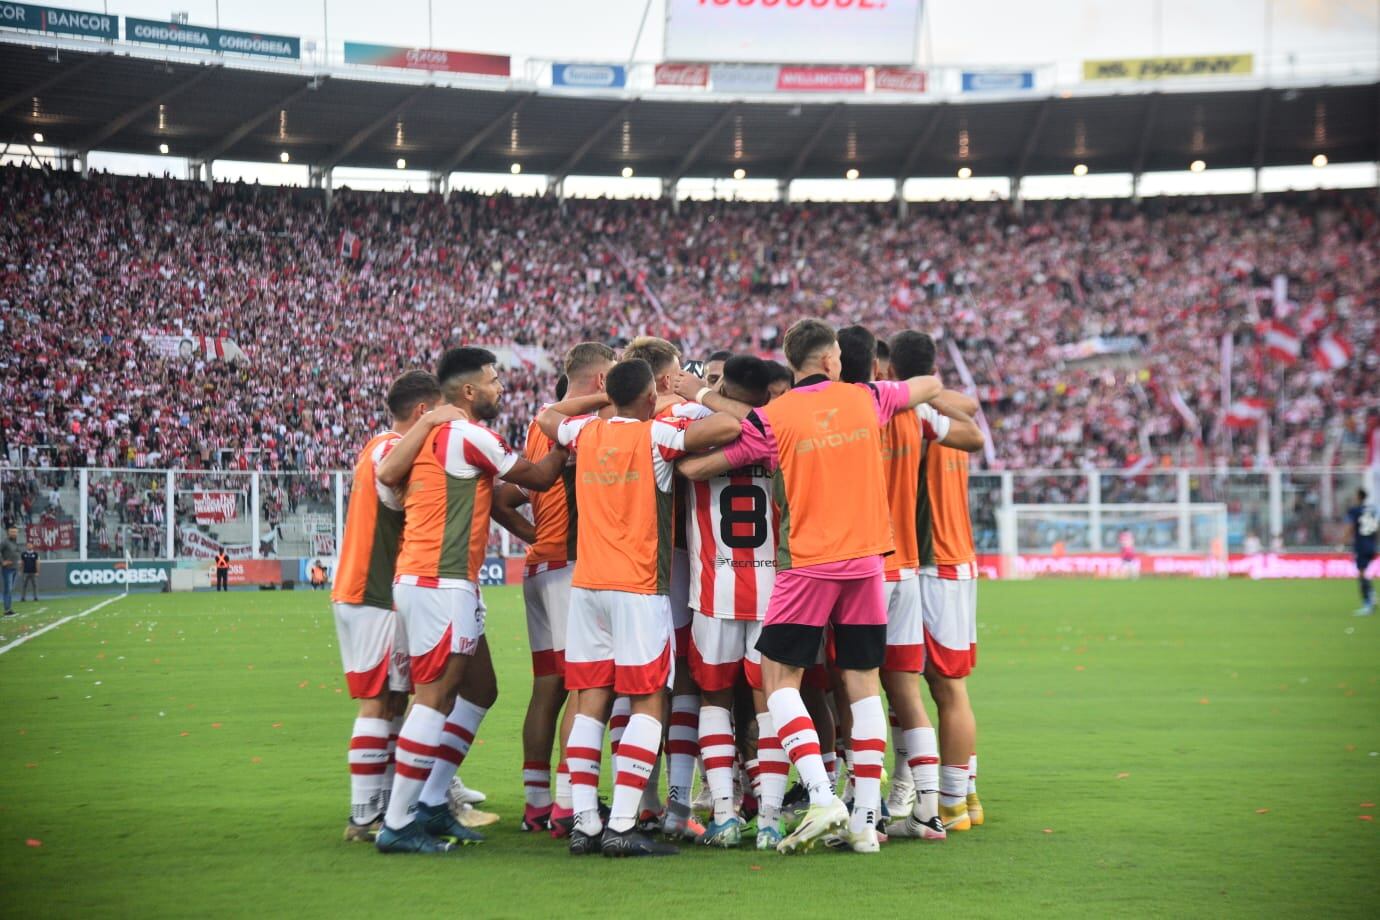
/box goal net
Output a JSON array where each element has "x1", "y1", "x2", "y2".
[{"x1": 999, "y1": 502, "x2": 1228, "y2": 578}]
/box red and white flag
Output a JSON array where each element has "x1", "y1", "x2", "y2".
[
  {"x1": 1297, "y1": 302, "x2": 1328, "y2": 336},
  {"x1": 1313, "y1": 331, "x2": 1353, "y2": 371},
  {"x1": 1256, "y1": 320, "x2": 1300, "y2": 364},
  {"x1": 1122, "y1": 453, "x2": 1153, "y2": 476},
  {"x1": 1224, "y1": 397, "x2": 1270, "y2": 429},
  {"x1": 338, "y1": 230, "x2": 362, "y2": 262}
]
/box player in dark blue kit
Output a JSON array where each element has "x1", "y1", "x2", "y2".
[{"x1": 1347, "y1": 489, "x2": 1377, "y2": 616}]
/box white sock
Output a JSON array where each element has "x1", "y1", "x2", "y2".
[
  {"x1": 940, "y1": 764, "x2": 968, "y2": 807},
  {"x1": 848, "y1": 696, "x2": 886, "y2": 833},
  {"x1": 968, "y1": 753, "x2": 978, "y2": 795},
  {"x1": 419, "y1": 697, "x2": 487, "y2": 808},
  {"x1": 554, "y1": 760, "x2": 572, "y2": 810},
  {"x1": 889, "y1": 707, "x2": 914, "y2": 790},
  {"x1": 348, "y1": 716, "x2": 391, "y2": 825},
  {"x1": 609, "y1": 713, "x2": 662, "y2": 833},
  {"x1": 767, "y1": 688, "x2": 833, "y2": 807},
  {"x1": 699, "y1": 705, "x2": 736, "y2": 823},
  {"x1": 904, "y1": 727, "x2": 940, "y2": 819},
  {"x1": 383, "y1": 704, "x2": 445, "y2": 830},
  {"x1": 843, "y1": 746, "x2": 856, "y2": 802},
  {"x1": 381, "y1": 716, "x2": 402, "y2": 814},
  {"x1": 667, "y1": 694, "x2": 699, "y2": 809},
  {"x1": 523, "y1": 758, "x2": 553, "y2": 809},
  {"x1": 568, "y1": 714, "x2": 605, "y2": 834},
  {"x1": 821, "y1": 750, "x2": 839, "y2": 791},
  {"x1": 755, "y1": 712, "x2": 789, "y2": 823}
]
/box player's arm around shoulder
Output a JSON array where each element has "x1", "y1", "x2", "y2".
[
  {"x1": 677, "y1": 448, "x2": 735, "y2": 482},
  {"x1": 899, "y1": 373, "x2": 944, "y2": 409},
  {"x1": 918, "y1": 401, "x2": 985, "y2": 454},
  {"x1": 682, "y1": 411, "x2": 746, "y2": 453},
  {"x1": 491, "y1": 485, "x2": 537, "y2": 544},
  {"x1": 933, "y1": 388, "x2": 980, "y2": 418},
  {"x1": 375, "y1": 404, "x2": 468, "y2": 487},
  {"x1": 535, "y1": 392, "x2": 611, "y2": 440}
]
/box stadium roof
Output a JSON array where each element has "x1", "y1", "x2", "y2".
[{"x1": 2, "y1": 41, "x2": 1376, "y2": 182}]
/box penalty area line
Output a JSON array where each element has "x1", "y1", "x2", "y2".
[{"x1": 0, "y1": 594, "x2": 124, "y2": 657}]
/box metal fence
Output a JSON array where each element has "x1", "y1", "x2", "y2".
[{"x1": 2, "y1": 465, "x2": 1372, "y2": 564}]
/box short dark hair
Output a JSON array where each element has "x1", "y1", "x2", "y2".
[
  {"x1": 875, "y1": 339, "x2": 891, "y2": 362},
  {"x1": 783, "y1": 318, "x2": 836, "y2": 371},
  {"x1": 606, "y1": 358, "x2": 655, "y2": 408},
  {"x1": 564, "y1": 342, "x2": 617, "y2": 379},
  {"x1": 721, "y1": 355, "x2": 771, "y2": 406},
  {"x1": 386, "y1": 370, "x2": 442, "y2": 419},
  {"x1": 889, "y1": 330, "x2": 936, "y2": 379},
  {"x1": 837, "y1": 324, "x2": 877, "y2": 384},
  {"x1": 763, "y1": 360, "x2": 793, "y2": 387},
  {"x1": 1362, "y1": 488, "x2": 1370, "y2": 502},
  {"x1": 706, "y1": 350, "x2": 733, "y2": 364},
  {"x1": 554, "y1": 374, "x2": 569, "y2": 401},
  {"x1": 437, "y1": 346, "x2": 498, "y2": 390}
]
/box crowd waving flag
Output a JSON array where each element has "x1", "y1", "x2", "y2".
[
  {"x1": 1225, "y1": 397, "x2": 1270, "y2": 428},
  {"x1": 1256, "y1": 319, "x2": 1300, "y2": 364},
  {"x1": 1314, "y1": 331, "x2": 1352, "y2": 370}
]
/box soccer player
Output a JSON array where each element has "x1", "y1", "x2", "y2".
[
  {"x1": 1347, "y1": 488, "x2": 1377, "y2": 616},
  {"x1": 890, "y1": 330, "x2": 987, "y2": 832},
  {"x1": 702, "y1": 350, "x2": 733, "y2": 390},
  {"x1": 671, "y1": 356, "x2": 784, "y2": 848},
  {"x1": 621, "y1": 336, "x2": 702, "y2": 838},
  {"x1": 679, "y1": 318, "x2": 942, "y2": 854},
  {"x1": 334, "y1": 371, "x2": 456, "y2": 842},
  {"x1": 493, "y1": 342, "x2": 617, "y2": 832},
  {"x1": 372, "y1": 347, "x2": 571, "y2": 854},
  {"x1": 535, "y1": 358, "x2": 742, "y2": 857},
  {"x1": 763, "y1": 361, "x2": 793, "y2": 401}
]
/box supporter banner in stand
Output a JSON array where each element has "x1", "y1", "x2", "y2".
[
  {"x1": 553, "y1": 63, "x2": 626, "y2": 88},
  {"x1": 0, "y1": 1, "x2": 117, "y2": 39},
  {"x1": 343, "y1": 42, "x2": 509, "y2": 76},
  {"x1": 873, "y1": 68, "x2": 927, "y2": 93},
  {"x1": 141, "y1": 334, "x2": 247, "y2": 363},
  {"x1": 1083, "y1": 54, "x2": 1252, "y2": 80},
  {"x1": 26, "y1": 516, "x2": 76, "y2": 552},
  {"x1": 654, "y1": 62, "x2": 709, "y2": 87},
  {"x1": 191, "y1": 491, "x2": 239, "y2": 525},
  {"x1": 976, "y1": 552, "x2": 1380, "y2": 580},
  {"x1": 125, "y1": 17, "x2": 300, "y2": 59},
  {"x1": 777, "y1": 66, "x2": 866, "y2": 93},
  {"x1": 710, "y1": 64, "x2": 780, "y2": 94},
  {"x1": 180, "y1": 527, "x2": 253, "y2": 560},
  {"x1": 962, "y1": 70, "x2": 1034, "y2": 92}
]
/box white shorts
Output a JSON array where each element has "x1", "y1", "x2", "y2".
[
  {"x1": 524, "y1": 565, "x2": 572, "y2": 677},
  {"x1": 669, "y1": 548, "x2": 692, "y2": 656},
  {"x1": 919, "y1": 574, "x2": 977, "y2": 678},
  {"x1": 393, "y1": 581, "x2": 486, "y2": 685},
  {"x1": 333, "y1": 602, "x2": 410, "y2": 698},
  {"x1": 883, "y1": 575, "x2": 925, "y2": 673},
  {"x1": 566, "y1": 587, "x2": 674, "y2": 696},
  {"x1": 688, "y1": 614, "x2": 763, "y2": 692}
]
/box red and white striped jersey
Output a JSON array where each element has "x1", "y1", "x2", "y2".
[{"x1": 682, "y1": 402, "x2": 777, "y2": 620}]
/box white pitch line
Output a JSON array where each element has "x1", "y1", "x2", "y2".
[{"x1": 0, "y1": 595, "x2": 124, "y2": 656}]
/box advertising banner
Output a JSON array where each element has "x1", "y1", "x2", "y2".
[
  {"x1": 65, "y1": 560, "x2": 172, "y2": 589},
  {"x1": 710, "y1": 64, "x2": 780, "y2": 94},
  {"x1": 479, "y1": 557, "x2": 507, "y2": 587},
  {"x1": 1083, "y1": 54, "x2": 1252, "y2": 81},
  {"x1": 343, "y1": 42, "x2": 509, "y2": 76},
  {"x1": 25, "y1": 516, "x2": 76, "y2": 552},
  {"x1": 962, "y1": 70, "x2": 1034, "y2": 92},
  {"x1": 218, "y1": 558, "x2": 281, "y2": 587},
  {"x1": 975, "y1": 552, "x2": 1380, "y2": 580},
  {"x1": 553, "y1": 63, "x2": 626, "y2": 88},
  {"x1": 0, "y1": 1, "x2": 117, "y2": 39},
  {"x1": 125, "y1": 17, "x2": 300, "y2": 59},
  {"x1": 777, "y1": 66, "x2": 866, "y2": 93},
  {"x1": 655, "y1": 62, "x2": 709, "y2": 87},
  {"x1": 873, "y1": 67, "x2": 927, "y2": 93},
  {"x1": 190, "y1": 491, "x2": 239, "y2": 525},
  {"x1": 665, "y1": 0, "x2": 923, "y2": 66}
]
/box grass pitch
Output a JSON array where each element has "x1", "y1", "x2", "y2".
[{"x1": 0, "y1": 579, "x2": 1376, "y2": 918}]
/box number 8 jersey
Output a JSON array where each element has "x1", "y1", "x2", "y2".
[{"x1": 680, "y1": 403, "x2": 777, "y2": 621}]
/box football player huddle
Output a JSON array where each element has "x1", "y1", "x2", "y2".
[{"x1": 331, "y1": 317, "x2": 986, "y2": 857}]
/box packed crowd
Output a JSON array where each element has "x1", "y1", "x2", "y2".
[{"x1": 2, "y1": 165, "x2": 1375, "y2": 473}]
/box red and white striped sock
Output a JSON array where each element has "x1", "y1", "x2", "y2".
[
  {"x1": 383, "y1": 703, "x2": 445, "y2": 830},
  {"x1": 767, "y1": 688, "x2": 833, "y2": 807},
  {"x1": 381, "y1": 715, "x2": 402, "y2": 813},
  {"x1": 609, "y1": 713, "x2": 661, "y2": 833},
  {"x1": 745, "y1": 758, "x2": 762, "y2": 801},
  {"x1": 889, "y1": 706, "x2": 914, "y2": 789},
  {"x1": 848, "y1": 696, "x2": 886, "y2": 832},
  {"x1": 567, "y1": 714, "x2": 605, "y2": 834},
  {"x1": 822, "y1": 750, "x2": 839, "y2": 791},
  {"x1": 968, "y1": 753, "x2": 978, "y2": 794},
  {"x1": 667, "y1": 694, "x2": 699, "y2": 809},
  {"x1": 698, "y1": 705, "x2": 736, "y2": 823},
  {"x1": 608, "y1": 696, "x2": 631, "y2": 755},
  {"x1": 904, "y1": 726, "x2": 940, "y2": 820},
  {"x1": 523, "y1": 759, "x2": 553, "y2": 809},
  {"x1": 755, "y1": 712, "x2": 790, "y2": 822},
  {"x1": 419, "y1": 698, "x2": 488, "y2": 808},
  {"x1": 347, "y1": 716, "x2": 390, "y2": 825},
  {"x1": 554, "y1": 759, "x2": 572, "y2": 809}
]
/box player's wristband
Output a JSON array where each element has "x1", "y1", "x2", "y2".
[{"x1": 695, "y1": 387, "x2": 713, "y2": 404}]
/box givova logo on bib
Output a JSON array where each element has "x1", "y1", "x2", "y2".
[{"x1": 67, "y1": 563, "x2": 170, "y2": 587}]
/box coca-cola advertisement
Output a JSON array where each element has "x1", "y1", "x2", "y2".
[{"x1": 192, "y1": 491, "x2": 240, "y2": 524}]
